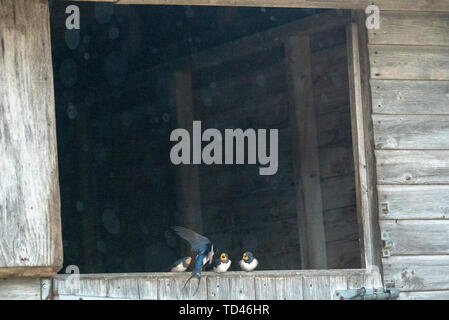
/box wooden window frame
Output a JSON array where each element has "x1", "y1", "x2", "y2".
[
  {"x1": 47, "y1": 5, "x2": 383, "y2": 298},
  {"x1": 0, "y1": 1, "x2": 386, "y2": 300}
]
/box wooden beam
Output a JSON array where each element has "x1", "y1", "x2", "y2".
[
  {"x1": 172, "y1": 70, "x2": 203, "y2": 235},
  {"x1": 286, "y1": 34, "x2": 327, "y2": 269},
  {"x1": 0, "y1": 0, "x2": 62, "y2": 277},
  {"x1": 0, "y1": 279, "x2": 41, "y2": 300},
  {"x1": 346, "y1": 13, "x2": 382, "y2": 272},
  {"x1": 49, "y1": 269, "x2": 374, "y2": 300},
  {"x1": 72, "y1": 0, "x2": 449, "y2": 12}
]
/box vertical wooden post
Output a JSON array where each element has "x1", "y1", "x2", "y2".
[
  {"x1": 0, "y1": 0, "x2": 62, "y2": 281},
  {"x1": 347, "y1": 13, "x2": 383, "y2": 275},
  {"x1": 172, "y1": 70, "x2": 203, "y2": 237},
  {"x1": 286, "y1": 34, "x2": 328, "y2": 269}
]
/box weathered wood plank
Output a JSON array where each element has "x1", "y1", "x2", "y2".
[
  {"x1": 378, "y1": 185, "x2": 449, "y2": 220},
  {"x1": 398, "y1": 290, "x2": 449, "y2": 300},
  {"x1": 271, "y1": 277, "x2": 303, "y2": 300},
  {"x1": 373, "y1": 115, "x2": 449, "y2": 149},
  {"x1": 108, "y1": 278, "x2": 140, "y2": 299},
  {"x1": 328, "y1": 275, "x2": 349, "y2": 299},
  {"x1": 286, "y1": 34, "x2": 327, "y2": 269},
  {"x1": 376, "y1": 150, "x2": 449, "y2": 185},
  {"x1": 207, "y1": 275, "x2": 231, "y2": 300},
  {"x1": 0, "y1": 278, "x2": 41, "y2": 300},
  {"x1": 158, "y1": 275, "x2": 208, "y2": 300},
  {"x1": 368, "y1": 11, "x2": 449, "y2": 46},
  {"x1": 370, "y1": 45, "x2": 449, "y2": 80},
  {"x1": 73, "y1": 0, "x2": 449, "y2": 12},
  {"x1": 371, "y1": 80, "x2": 449, "y2": 115},
  {"x1": 54, "y1": 275, "x2": 108, "y2": 298},
  {"x1": 228, "y1": 275, "x2": 256, "y2": 300},
  {"x1": 0, "y1": 0, "x2": 62, "y2": 276},
  {"x1": 138, "y1": 277, "x2": 159, "y2": 300},
  {"x1": 383, "y1": 256, "x2": 449, "y2": 291},
  {"x1": 254, "y1": 277, "x2": 278, "y2": 299},
  {"x1": 303, "y1": 276, "x2": 330, "y2": 300},
  {"x1": 348, "y1": 15, "x2": 382, "y2": 270},
  {"x1": 380, "y1": 220, "x2": 449, "y2": 255},
  {"x1": 50, "y1": 270, "x2": 379, "y2": 299}
]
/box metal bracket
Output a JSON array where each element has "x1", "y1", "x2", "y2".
[
  {"x1": 381, "y1": 231, "x2": 393, "y2": 257},
  {"x1": 334, "y1": 286, "x2": 400, "y2": 300}
]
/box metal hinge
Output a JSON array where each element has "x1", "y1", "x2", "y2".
[
  {"x1": 333, "y1": 286, "x2": 400, "y2": 300},
  {"x1": 381, "y1": 231, "x2": 393, "y2": 257}
]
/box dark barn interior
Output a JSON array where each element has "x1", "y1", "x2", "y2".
[{"x1": 50, "y1": 2, "x2": 360, "y2": 274}]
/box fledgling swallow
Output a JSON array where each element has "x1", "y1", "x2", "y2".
[
  {"x1": 213, "y1": 253, "x2": 231, "y2": 273},
  {"x1": 239, "y1": 251, "x2": 258, "y2": 272},
  {"x1": 172, "y1": 226, "x2": 214, "y2": 294},
  {"x1": 170, "y1": 256, "x2": 192, "y2": 272}
]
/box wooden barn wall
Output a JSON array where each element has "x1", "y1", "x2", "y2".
[
  {"x1": 192, "y1": 23, "x2": 360, "y2": 270},
  {"x1": 367, "y1": 11, "x2": 449, "y2": 299}
]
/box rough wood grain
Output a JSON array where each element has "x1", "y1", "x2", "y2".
[
  {"x1": 0, "y1": 0, "x2": 62, "y2": 276},
  {"x1": 368, "y1": 11, "x2": 449, "y2": 46},
  {"x1": 158, "y1": 275, "x2": 209, "y2": 300},
  {"x1": 371, "y1": 80, "x2": 449, "y2": 115},
  {"x1": 370, "y1": 45, "x2": 449, "y2": 80},
  {"x1": 0, "y1": 278, "x2": 41, "y2": 300},
  {"x1": 138, "y1": 277, "x2": 159, "y2": 300},
  {"x1": 286, "y1": 34, "x2": 327, "y2": 269},
  {"x1": 228, "y1": 275, "x2": 256, "y2": 300},
  {"x1": 373, "y1": 114, "x2": 449, "y2": 149},
  {"x1": 348, "y1": 14, "x2": 382, "y2": 271},
  {"x1": 207, "y1": 276, "x2": 231, "y2": 300},
  {"x1": 49, "y1": 270, "x2": 379, "y2": 300},
  {"x1": 302, "y1": 276, "x2": 330, "y2": 300},
  {"x1": 398, "y1": 290, "x2": 449, "y2": 300},
  {"x1": 380, "y1": 220, "x2": 449, "y2": 255},
  {"x1": 378, "y1": 185, "x2": 449, "y2": 220},
  {"x1": 376, "y1": 150, "x2": 449, "y2": 185},
  {"x1": 383, "y1": 256, "x2": 449, "y2": 291},
  {"x1": 73, "y1": 0, "x2": 449, "y2": 12},
  {"x1": 271, "y1": 276, "x2": 304, "y2": 300}
]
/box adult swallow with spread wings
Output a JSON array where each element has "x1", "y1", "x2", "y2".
[{"x1": 172, "y1": 226, "x2": 214, "y2": 294}]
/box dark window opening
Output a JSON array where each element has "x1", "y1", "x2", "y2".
[{"x1": 50, "y1": 2, "x2": 360, "y2": 274}]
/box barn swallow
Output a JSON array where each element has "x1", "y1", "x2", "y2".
[
  {"x1": 172, "y1": 226, "x2": 214, "y2": 294},
  {"x1": 213, "y1": 253, "x2": 231, "y2": 273},
  {"x1": 170, "y1": 256, "x2": 192, "y2": 272},
  {"x1": 239, "y1": 251, "x2": 258, "y2": 272}
]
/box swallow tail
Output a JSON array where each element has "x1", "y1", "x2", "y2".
[{"x1": 183, "y1": 255, "x2": 204, "y2": 295}]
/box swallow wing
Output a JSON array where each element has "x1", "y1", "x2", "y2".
[{"x1": 172, "y1": 226, "x2": 211, "y2": 253}]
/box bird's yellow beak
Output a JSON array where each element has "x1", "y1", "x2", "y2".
[
  {"x1": 185, "y1": 257, "x2": 192, "y2": 265},
  {"x1": 220, "y1": 253, "x2": 226, "y2": 261},
  {"x1": 243, "y1": 253, "x2": 248, "y2": 261}
]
